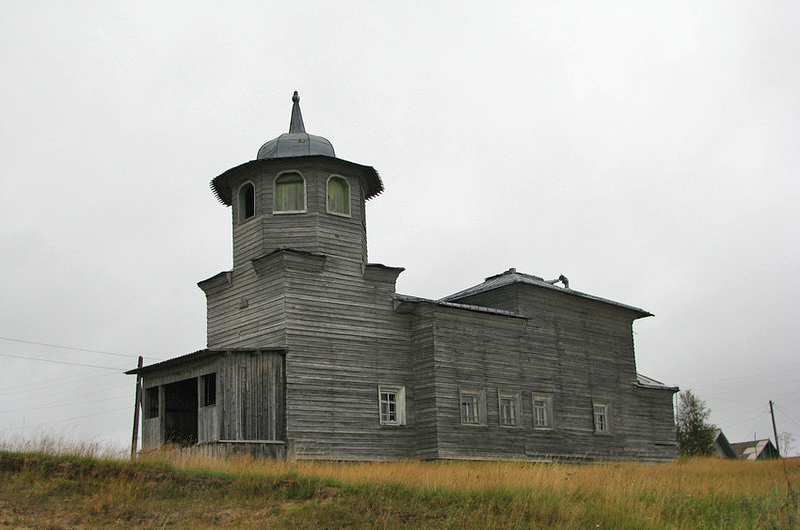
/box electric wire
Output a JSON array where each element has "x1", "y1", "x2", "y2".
[
  {"x1": 0, "y1": 394, "x2": 130, "y2": 415},
  {"x1": 0, "y1": 352, "x2": 127, "y2": 371},
  {"x1": 0, "y1": 336, "x2": 163, "y2": 361},
  {"x1": 0, "y1": 406, "x2": 131, "y2": 432},
  {"x1": 0, "y1": 370, "x2": 123, "y2": 395}
]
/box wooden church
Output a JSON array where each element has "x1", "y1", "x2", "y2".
[{"x1": 128, "y1": 92, "x2": 678, "y2": 462}]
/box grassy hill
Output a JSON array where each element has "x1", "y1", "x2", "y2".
[{"x1": 1, "y1": 450, "x2": 797, "y2": 529}]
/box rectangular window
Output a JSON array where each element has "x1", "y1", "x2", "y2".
[
  {"x1": 533, "y1": 394, "x2": 554, "y2": 429},
  {"x1": 459, "y1": 387, "x2": 485, "y2": 425},
  {"x1": 593, "y1": 402, "x2": 610, "y2": 433},
  {"x1": 462, "y1": 395, "x2": 479, "y2": 424},
  {"x1": 498, "y1": 391, "x2": 521, "y2": 427},
  {"x1": 378, "y1": 385, "x2": 405, "y2": 425},
  {"x1": 201, "y1": 373, "x2": 216, "y2": 407},
  {"x1": 144, "y1": 387, "x2": 159, "y2": 419}
]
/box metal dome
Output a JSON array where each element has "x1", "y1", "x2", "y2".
[{"x1": 256, "y1": 92, "x2": 335, "y2": 159}]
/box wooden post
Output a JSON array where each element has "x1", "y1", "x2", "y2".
[
  {"x1": 769, "y1": 400, "x2": 780, "y2": 457},
  {"x1": 130, "y1": 356, "x2": 143, "y2": 459}
]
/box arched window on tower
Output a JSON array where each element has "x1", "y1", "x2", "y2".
[
  {"x1": 238, "y1": 182, "x2": 255, "y2": 222},
  {"x1": 274, "y1": 172, "x2": 306, "y2": 213},
  {"x1": 327, "y1": 175, "x2": 350, "y2": 216}
]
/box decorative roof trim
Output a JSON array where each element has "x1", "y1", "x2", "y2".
[
  {"x1": 289, "y1": 91, "x2": 305, "y2": 133},
  {"x1": 210, "y1": 155, "x2": 383, "y2": 205}
]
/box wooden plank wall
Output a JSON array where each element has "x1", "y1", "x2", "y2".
[
  {"x1": 189, "y1": 154, "x2": 676, "y2": 462},
  {"x1": 203, "y1": 263, "x2": 287, "y2": 349},
  {"x1": 218, "y1": 351, "x2": 285, "y2": 441},
  {"x1": 430, "y1": 283, "x2": 676, "y2": 462},
  {"x1": 228, "y1": 160, "x2": 369, "y2": 269},
  {"x1": 281, "y1": 254, "x2": 415, "y2": 460},
  {"x1": 410, "y1": 305, "x2": 439, "y2": 459},
  {"x1": 198, "y1": 405, "x2": 218, "y2": 443}
]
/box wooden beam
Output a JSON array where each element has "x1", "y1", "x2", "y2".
[{"x1": 130, "y1": 356, "x2": 143, "y2": 459}]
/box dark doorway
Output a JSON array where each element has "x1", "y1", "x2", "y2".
[{"x1": 164, "y1": 378, "x2": 198, "y2": 446}]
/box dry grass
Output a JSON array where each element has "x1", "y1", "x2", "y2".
[
  {"x1": 143, "y1": 450, "x2": 799, "y2": 529},
  {"x1": 0, "y1": 431, "x2": 127, "y2": 460},
  {"x1": 2, "y1": 437, "x2": 798, "y2": 529},
  {"x1": 152, "y1": 449, "x2": 798, "y2": 497}
]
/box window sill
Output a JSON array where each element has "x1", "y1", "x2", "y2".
[
  {"x1": 326, "y1": 210, "x2": 352, "y2": 218},
  {"x1": 273, "y1": 210, "x2": 307, "y2": 215}
]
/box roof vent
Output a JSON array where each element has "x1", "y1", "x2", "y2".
[{"x1": 545, "y1": 274, "x2": 570, "y2": 289}]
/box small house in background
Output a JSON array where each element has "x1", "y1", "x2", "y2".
[
  {"x1": 730, "y1": 439, "x2": 780, "y2": 460},
  {"x1": 128, "y1": 93, "x2": 679, "y2": 462},
  {"x1": 713, "y1": 429, "x2": 737, "y2": 459}
]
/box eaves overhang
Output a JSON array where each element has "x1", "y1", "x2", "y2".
[
  {"x1": 635, "y1": 373, "x2": 679, "y2": 392},
  {"x1": 393, "y1": 294, "x2": 527, "y2": 319},
  {"x1": 125, "y1": 348, "x2": 288, "y2": 376},
  {"x1": 210, "y1": 155, "x2": 384, "y2": 205}
]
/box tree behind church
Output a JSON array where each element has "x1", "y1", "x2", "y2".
[{"x1": 676, "y1": 389, "x2": 716, "y2": 457}]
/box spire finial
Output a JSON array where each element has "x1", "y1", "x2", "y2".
[{"x1": 289, "y1": 90, "x2": 305, "y2": 133}]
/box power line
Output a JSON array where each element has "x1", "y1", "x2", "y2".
[
  {"x1": 1, "y1": 379, "x2": 129, "y2": 405},
  {"x1": 0, "y1": 394, "x2": 130, "y2": 415},
  {"x1": 0, "y1": 406, "x2": 131, "y2": 432},
  {"x1": 0, "y1": 336, "x2": 164, "y2": 361},
  {"x1": 0, "y1": 370, "x2": 122, "y2": 395},
  {"x1": 0, "y1": 352, "x2": 126, "y2": 371}
]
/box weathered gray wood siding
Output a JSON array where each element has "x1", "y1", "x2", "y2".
[
  {"x1": 228, "y1": 159, "x2": 369, "y2": 269},
  {"x1": 138, "y1": 351, "x2": 285, "y2": 448},
  {"x1": 142, "y1": 418, "x2": 160, "y2": 449},
  {"x1": 430, "y1": 283, "x2": 675, "y2": 462},
  {"x1": 410, "y1": 305, "x2": 439, "y2": 459},
  {"x1": 629, "y1": 386, "x2": 678, "y2": 461},
  {"x1": 218, "y1": 351, "x2": 285, "y2": 441},
  {"x1": 201, "y1": 263, "x2": 287, "y2": 349},
  {"x1": 141, "y1": 359, "x2": 219, "y2": 448},
  {"x1": 278, "y1": 256, "x2": 415, "y2": 460},
  {"x1": 198, "y1": 405, "x2": 219, "y2": 443}
]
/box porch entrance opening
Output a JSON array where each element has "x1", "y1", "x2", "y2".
[{"x1": 164, "y1": 378, "x2": 198, "y2": 446}]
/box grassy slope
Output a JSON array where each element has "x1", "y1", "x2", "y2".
[{"x1": 1, "y1": 451, "x2": 798, "y2": 530}]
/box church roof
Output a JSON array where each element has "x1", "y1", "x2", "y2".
[
  {"x1": 209, "y1": 91, "x2": 384, "y2": 205},
  {"x1": 256, "y1": 91, "x2": 336, "y2": 159},
  {"x1": 441, "y1": 268, "x2": 653, "y2": 318}
]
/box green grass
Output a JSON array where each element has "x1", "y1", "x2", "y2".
[{"x1": 1, "y1": 450, "x2": 797, "y2": 529}]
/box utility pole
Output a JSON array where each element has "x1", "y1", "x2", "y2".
[
  {"x1": 131, "y1": 356, "x2": 143, "y2": 460},
  {"x1": 769, "y1": 400, "x2": 780, "y2": 457}
]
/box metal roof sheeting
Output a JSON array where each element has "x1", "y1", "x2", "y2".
[{"x1": 441, "y1": 270, "x2": 653, "y2": 318}]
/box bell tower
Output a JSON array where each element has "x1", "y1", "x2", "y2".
[
  {"x1": 200, "y1": 92, "x2": 389, "y2": 349},
  {"x1": 209, "y1": 92, "x2": 383, "y2": 271}
]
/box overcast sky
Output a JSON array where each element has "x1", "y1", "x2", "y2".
[{"x1": 1, "y1": 1, "x2": 798, "y2": 456}]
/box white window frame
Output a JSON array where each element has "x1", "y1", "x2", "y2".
[
  {"x1": 593, "y1": 401, "x2": 611, "y2": 434},
  {"x1": 326, "y1": 174, "x2": 351, "y2": 217},
  {"x1": 378, "y1": 385, "x2": 406, "y2": 426},
  {"x1": 497, "y1": 390, "x2": 521, "y2": 427},
  {"x1": 532, "y1": 394, "x2": 554, "y2": 430},
  {"x1": 273, "y1": 170, "x2": 307, "y2": 214},
  {"x1": 459, "y1": 387, "x2": 486, "y2": 426}
]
